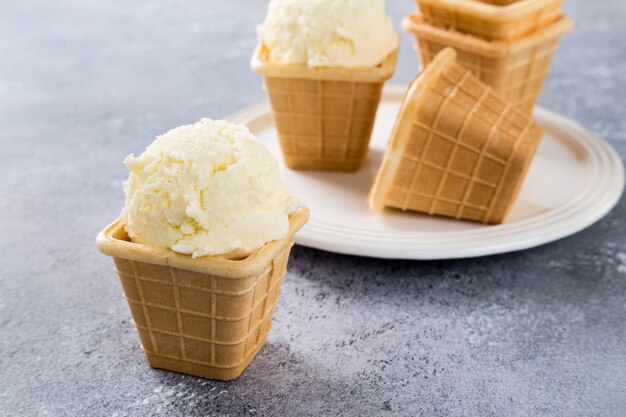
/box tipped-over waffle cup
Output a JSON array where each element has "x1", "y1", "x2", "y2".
[
  {"x1": 368, "y1": 48, "x2": 543, "y2": 224},
  {"x1": 416, "y1": 0, "x2": 562, "y2": 41},
  {"x1": 251, "y1": 47, "x2": 398, "y2": 172},
  {"x1": 403, "y1": 13, "x2": 573, "y2": 114},
  {"x1": 96, "y1": 206, "x2": 309, "y2": 381}
]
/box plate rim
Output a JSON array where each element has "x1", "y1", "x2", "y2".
[{"x1": 229, "y1": 84, "x2": 625, "y2": 260}]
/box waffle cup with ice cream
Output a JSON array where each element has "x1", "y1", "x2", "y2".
[
  {"x1": 97, "y1": 119, "x2": 308, "y2": 380},
  {"x1": 251, "y1": 0, "x2": 400, "y2": 172},
  {"x1": 369, "y1": 48, "x2": 543, "y2": 224}
]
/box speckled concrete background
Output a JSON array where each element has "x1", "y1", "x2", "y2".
[{"x1": 0, "y1": 1, "x2": 625, "y2": 416}]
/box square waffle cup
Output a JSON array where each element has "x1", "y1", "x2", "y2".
[
  {"x1": 417, "y1": 0, "x2": 562, "y2": 41},
  {"x1": 251, "y1": 47, "x2": 398, "y2": 172},
  {"x1": 403, "y1": 13, "x2": 573, "y2": 114},
  {"x1": 96, "y1": 207, "x2": 309, "y2": 381},
  {"x1": 368, "y1": 48, "x2": 543, "y2": 224}
]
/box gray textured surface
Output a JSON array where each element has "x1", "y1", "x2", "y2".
[{"x1": 1, "y1": 1, "x2": 625, "y2": 416}]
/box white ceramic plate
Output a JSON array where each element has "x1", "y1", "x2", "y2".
[{"x1": 229, "y1": 85, "x2": 625, "y2": 260}]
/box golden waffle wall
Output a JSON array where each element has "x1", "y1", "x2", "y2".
[
  {"x1": 111, "y1": 241, "x2": 291, "y2": 380},
  {"x1": 265, "y1": 77, "x2": 384, "y2": 171},
  {"x1": 369, "y1": 48, "x2": 543, "y2": 224}
]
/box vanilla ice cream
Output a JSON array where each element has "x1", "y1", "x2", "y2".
[
  {"x1": 257, "y1": 0, "x2": 399, "y2": 68},
  {"x1": 121, "y1": 119, "x2": 297, "y2": 258}
]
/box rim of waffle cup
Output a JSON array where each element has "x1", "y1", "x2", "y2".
[
  {"x1": 402, "y1": 13, "x2": 573, "y2": 58},
  {"x1": 250, "y1": 43, "x2": 399, "y2": 82},
  {"x1": 96, "y1": 206, "x2": 309, "y2": 279},
  {"x1": 417, "y1": 0, "x2": 561, "y2": 21}
]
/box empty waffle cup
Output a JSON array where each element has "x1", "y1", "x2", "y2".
[
  {"x1": 368, "y1": 48, "x2": 543, "y2": 225},
  {"x1": 416, "y1": 0, "x2": 562, "y2": 41},
  {"x1": 403, "y1": 13, "x2": 573, "y2": 114},
  {"x1": 251, "y1": 47, "x2": 398, "y2": 172},
  {"x1": 96, "y1": 207, "x2": 309, "y2": 381}
]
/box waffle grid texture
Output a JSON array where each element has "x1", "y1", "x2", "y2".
[
  {"x1": 403, "y1": 14, "x2": 572, "y2": 114},
  {"x1": 96, "y1": 208, "x2": 309, "y2": 380},
  {"x1": 417, "y1": 0, "x2": 562, "y2": 41},
  {"x1": 111, "y1": 243, "x2": 290, "y2": 380},
  {"x1": 251, "y1": 48, "x2": 398, "y2": 172},
  {"x1": 265, "y1": 77, "x2": 383, "y2": 171},
  {"x1": 369, "y1": 48, "x2": 543, "y2": 224}
]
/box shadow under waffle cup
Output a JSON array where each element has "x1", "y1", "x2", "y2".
[
  {"x1": 96, "y1": 208, "x2": 309, "y2": 381},
  {"x1": 251, "y1": 48, "x2": 398, "y2": 172},
  {"x1": 416, "y1": 0, "x2": 562, "y2": 41},
  {"x1": 403, "y1": 13, "x2": 573, "y2": 114},
  {"x1": 369, "y1": 48, "x2": 543, "y2": 225}
]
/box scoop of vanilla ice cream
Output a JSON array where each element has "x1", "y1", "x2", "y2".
[
  {"x1": 257, "y1": 0, "x2": 399, "y2": 67},
  {"x1": 122, "y1": 119, "x2": 297, "y2": 258}
]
